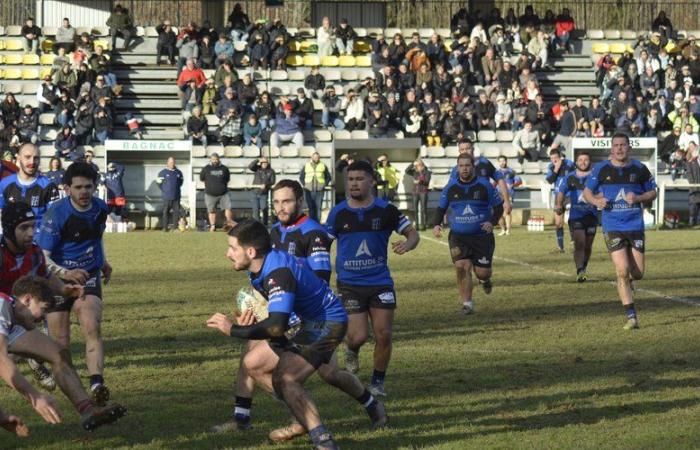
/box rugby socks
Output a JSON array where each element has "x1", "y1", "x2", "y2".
[
  {"x1": 624, "y1": 303, "x2": 637, "y2": 319},
  {"x1": 463, "y1": 300, "x2": 474, "y2": 310},
  {"x1": 234, "y1": 396, "x2": 252, "y2": 423},
  {"x1": 556, "y1": 228, "x2": 564, "y2": 250},
  {"x1": 371, "y1": 370, "x2": 386, "y2": 386},
  {"x1": 356, "y1": 389, "x2": 377, "y2": 411},
  {"x1": 89, "y1": 374, "x2": 104, "y2": 390},
  {"x1": 76, "y1": 399, "x2": 93, "y2": 414},
  {"x1": 309, "y1": 424, "x2": 334, "y2": 447}
]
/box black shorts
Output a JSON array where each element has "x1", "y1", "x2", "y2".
[
  {"x1": 568, "y1": 215, "x2": 598, "y2": 236},
  {"x1": 448, "y1": 232, "x2": 495, "y2": 268},
  {"x1": 270, "y1": 320, "x2": 347, "y2": 369},
  {"x1": 50, "y1": 269, "x2": 103, "y2": 313},
  {"x1": 604, "y1": 231, "x2": 645, "y2": 253},
  {"x1": 336, "y1": 283, "x2": 396, "y2": 314}
]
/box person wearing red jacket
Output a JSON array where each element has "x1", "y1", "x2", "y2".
[
  {"x1": 177, "y1": 58, "x2": 207, "y2": 110},
  {"x1": 0, "y1": 160, "x2": 19, "y2": 181},
  {"x1": 554, "y1": 8, "x2": 575, "y2": 53}
]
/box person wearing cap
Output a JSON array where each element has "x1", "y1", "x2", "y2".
[
  {"x1": 304, "y1": 66, "x2": 325, "y2": 99},
  {"x1": 187, "y1": 106, "x2": 209, "y2": 148},
  {"x1": 218, "y1": 107, "x2": 243, "y2": 146},
  {"x1": 248, "y1": 158, "x2": 276, "y2": 225},
  {"x1": 271, "y1": 104, "x2": 303, "y2": 148},
  {"x1": 156, "y1": 20, "x2": 177, "y2": 65},
  {"x1": 200, "y1": 153, "x2": 234, "y2": 231},
  {"x1": 53, "y1": 18, "x2": 76, "y2": 54},
  {"x1": 106, "y1": 4, "x2": 134, "y2": 51},
  {"x1": 16, "y1": 105, "x2": 39, "y2": 145},
  {"x1": 317, "y1": 16, "x2": 334, "y2": 57},
  {"x1": 321, "y1": 86, "x2": 344, "y2": 130},
  {"x1": 335, "y1": 18, "x2": 356, "y2": 56},
  {"x1": 157, "y1": 157, "x2": 184, "y2": 232},
  {"x1": 248, "y1": 32, "x2": 270, "y2": 70},
  {"x1": 176, "y1": 58, "x2": 207, "y2": 110},
  {"x1": 21, "y1": 17, "x2": 41, "y2": 54},
  {"x1": 104, "y1": 162, "x2": 126, "y2": 216},
  {"x1": 494, "y1": 93, "x2": 512, "y2": 130}
]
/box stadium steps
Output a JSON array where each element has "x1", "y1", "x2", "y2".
[
  {"x1": 549, "y1": 55, "x2": 593, "y2": 69},
  {"x1": 115, "y1": 98, "x2": 182, "y2": 110},
  {"x1": 112, "y1": 127, "x2": 185, "y2": 140},
  {"x1": 537, "y1": 70, "x2": 595, "y2": 82},
  {"x1": 115, "y1": 113, "x2": 184, "y2": 126},
  {"x1": 121, "y1": 83, "x2": 180, "y2": 95},
  {"x1": 540, "y1": 84, "x2": 600, "y2": 96},
  {"x1": 114, "y1": 68, "x2": 178, "y2": 81}
]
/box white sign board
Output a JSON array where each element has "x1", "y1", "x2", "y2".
[
  {"x1": 572, "y1": 137, "x2": 658, "y2": 150},
  {"x1": 104, "y1": 140, "x2": 193, "y2": 151}
]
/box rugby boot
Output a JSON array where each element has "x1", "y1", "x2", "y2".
[
  {"x1": 367, "y1": 400, "x2": 389, "y2": 429},
  {"x1": 368, "y1": 383, "x2": 387, "y2": 398},
  {"x1": 27, "y1": 359, "x2": 56, "y2": 391},
  {"x1": 90, "y1": 384, "x2": 110, "y2": 407},
  {"x1": 462, "y1": 301, "x2": 475, "y2": 315},
  {"x1": 209, "y1": 416, "x2": 252, "y2": 433},
  {"x1": 480, "y1": 279, "x2": 493, "y2": 295},
  {"x1": 577, "y1": 270, "x2": 587, "y2": 283},
  {"x1": 269, "y1": 420, "x2": 306, "y2": 442},
  {"x1": 81, "y1": 403, "x2": 127, "y2": 431},
  {"x1": 623, "y1": 318, "x2": 639, "y2": 330}
]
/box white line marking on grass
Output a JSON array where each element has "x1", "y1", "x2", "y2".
[{"x1": 421, "y1": 234, "x2": 699, "y2": 308}]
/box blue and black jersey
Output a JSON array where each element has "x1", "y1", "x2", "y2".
[
  {"x1": 104, "y1": 163, "x2": 125, "y2": 199},
  {"x1": 585, "y1": 159, "x2": 657, "y2": 232},
  {"x1": 325, "y1": 198, "x2": 410, "y2": 287},
  {"x1": 36, "y1": 197, "x2": 108, "y2": 272},
  {"x1": 450, "y1": 156, "x2": 504, "y2": 182},
  {"x1": 249, "y1": 249, "x2": 347, "y2": 323},
  {"x1": 559, "y1": 172, "x2": 598, "y2": 221},
  {"x1": 496, "y1": 167, "x2": 521, "y2": 199},
  {"x1": 546, "y1": 158, "x2": 576, "y2": 193},
  {"x1": 43, "y1": 169, "x2": 65, "y2": 187},
  {"x1": 434, "y1": 176, "x2": 504, "y2": 235},
  {"x1": 270, "y1": 215, "x2": 331, "y2": 282},
  {"x1": 0, "y1": 174, "x2": 59, "y2": 224}
]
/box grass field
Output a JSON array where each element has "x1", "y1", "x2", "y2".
[{"x1": 2, "y1": 227, "x2": 700, "y2": 449}]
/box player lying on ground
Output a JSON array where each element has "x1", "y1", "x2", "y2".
[
  {"x1": 37, "y1": 162, "x2": 114, "y2": 405},
  {"x1": 0, "y1": 406, "x2": 29, "y2": 438},
  {"x1": 433, "y1": 153, "x2": 504, "y2": 314},
  {"x1": 583, "y1": 133, "x2": 657, "y2": 330},
  {"x1": 555, "y1": 151, "x2": 599, "y2": 282},
  {"x1": 208, "y1": 220, "x2": 387, "y2": 450},
  {"x1": 0, "y1": 276, "x2": 126, "y2": 431}
]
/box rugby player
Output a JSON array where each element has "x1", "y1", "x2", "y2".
[
  {"x1": 450, "y1": 139, "x2": 513, "y2": 215},
  {"x1": 555, "y1": 152, "x2": 599, "y2": 282},
  {"x1": 208, "y1": 220, "x2": 387, "y2": 450},
  {"x1": 0, "y1": 407, "x2": 28, "y2": 437},
  {"x1": 211, "y1": 183, "x2": 386, "y2": 443},
  {"x1": 325, "y1": 160, "x2": 420, "y2": 397},
  {"x1": 37, "y1": 162, "x2": 114, "y2": 404},
  {"x1": 0, "y1": 276, "x2": 125, "y2": 431},
  {"x1": 545, "y1": 149, "x2": 576, "y2": 252},
  {"x1": 0, "y1": 143, "x2": 59, "y2": 390},
  {"x1": 433, "y1": 154, "x2": 504, "y2": 314},
  {"x1": 495, "y1": 156, "x2": 522, "y2": 236},
  {"x1": 583, "y1": 133, "x2": 657, "y2": 329}
]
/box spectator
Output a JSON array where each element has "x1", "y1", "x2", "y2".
[
  {"x1": 342, "y1": 89, "x2": 364, "y2": 131},
  {"x1": 494, "y1": 93, "x2": 512, "y2": 130},
  {"x1": 388, "y1": 34, "x2": 407, "y2": 67},
  {"x1": 527, "y1": 30, "x2": 550, "y2": 69},
  {"x1": 304, "y1": 66, "x2": 325, "y2": 99},
  {"x1": 177, "y1": 58, "x2": 207, "y2": 110},
  {"x1": 687, "y1": 143, "x2": 700, "y2": 226},
  {"x1": 106, "y1": 4, "x2": 134, "y2": 51},
  {"x1": 156, "y1": 157, "x2": 184, "y2": 232},
  {"x1": 187, "y1": 106, "x2": 209, "y2": 147},
  {"x1": 249, "y1": 33, "x2": 269, "y2": 69},
  {"x1": 54, "y1": 90, "x2": 75, "y2": 128},
  {"x1": 1, "y1": 94, "x2": 21, "y2": 127},
  {"x1": 679, "y1": 123, "x2": 699, "y2": 151},
  {"x1": 423, "y1": 111, "x2": 442, "y2": 146},
  {"x1": 54, "y1": 125, "x2": 79, "y2": 160},
  {"x1": 243, "y1": 114, "x2": 263, "y2": 148},
  {"x1": 475, "y1": 90, "x2": 496, "y2": 131},
  {"x1": 90, "y1": 74, "x2": 113, "y2": 106},
  {"x1": 104, "y1": 162, "x2": 126, "y2": 216},
  {"x1": 236, "y1": 74, "x2": 258, "y2": 114},
  {"x1": 335, "y1": 18, "x2": 356, "y2": 56},
  {"x1": 300, "y1": 151, "x2": 331, "y2": 222},
  {"x1": 616, "y1": 105, "x2": 645, "y2": 137},
  {"x1": 214, "y1": 33, "x2": 234, "y2": 68},
  {"x1": 216, "y1": 88, "x2": 242, "y2": 120},
  {"x1": 201, "y1": 78, "x2": 218, "y2": 115},
  {"x1": 553, "y1": 8, "x2": 575, "y2": 53},
  {"x1": 248, "y1": 157, "x2": 276, "y2": 225},
  {"x1": 218, "y1": 108, "x2": 242, "y2": 146},
  {"x1": 490, "y1": 25, "x2": 511, "y2": 56},
  {"x1": 368, "y1": 108, "x2": 389, "y2": 138},
  {"x1": 198, "y1": 34, "x2": 216, "y2": 69},
  {"x1": 669, "y1": 105, "x2": 700, "y2": 132},
  {"x1": 74, "y1": 102, "x2": 94, "y2": 144},
  {"x1": 51, "y1": 46, "x2": 71, "y2": 75},
  {"x1": 16, "y1": 104, "x2": 39, "y2": 144},
  {"x1": 651, "y1": 11, "x2": 673, "y2": 40},
  {"x1": 292, "y1": 88, "x2": 314, "y2": 130},
  {"x1": 255, "y1": 91, "x2": 275, "y2": 130},
  {"x1": 586, "y1": 97, "x2": 606, "y2": 137},
  {"x1": 53, "y1": 64, "x2": 78, "y2": 98},
  {"x1": 156, "y1": 20, "x2": 177, "y2": 65},
  {"x1": 403, "y1": 106, "x2": 423, "y2": 138},
  {"x1": 550, "y1": 100, "x2": 577, "y2": 152},
  {"x1": 45, "y1": 157, "x2": 65, "y2": 191},
  {"x1": 669, "y1": 147, "x2": 687, "y2": 181},
  {"x1": 21, "y1": 17, "x2": 41, "y2": 54},
  {"x1": 200, "y1": 153, "x2": 234, "y2": 231},
  {"x1": 93, "y1": 108, "x2": 112, "y2": 144},
  {"x1": 269, "y1": 34, "x2": 288, "y2": 70},
  {"x1": 470, "y1": 21, "x2": 488, "y2": 44},
  {"x1": 442, "y1": 106, "x2": 466, "y2": 145},
  {"x1": 451, "y1": 8, "x2": 472, "y2": 38},
  {"x1": 426, "y1": 33, "x2": 447, "y2": 68},
  {"x1": 54, "y1": 18, "x2": 76, "y2": 54},
  {"x1": 227, "y1": 3, "x2": 251, "y2": 43},
  {"x1": 176, "y1": 33, "x2": 199, "y2": 77},
  {"x1": 375, "y1": 154, "x2": 399, "y2": 201},
  {"x1": 512, "y1": 120, "x2": 541, "y2": 165},
  {"x1": 405, "y1": 159, "x2": 431, "y2": 230},
  {"x1": 271, "y1": 104, "x2": 303, "y2": 148},
  {"x1": 321, "y1": 86, "x2": 344, "y2": 129},
  {"x1": 317, "y1": 17, "x2": 334, "y2": 57}
]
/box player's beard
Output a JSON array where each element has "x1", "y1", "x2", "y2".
[{"x1": 20, "y1": 163, "x2": 37, "y2": 177}]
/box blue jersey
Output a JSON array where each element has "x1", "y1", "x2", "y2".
[
  {"x1": 104, "y1": 163, "x2": 125, "y2": 199},
  {"x1": 450, "y1": 156, "x2": 503, "y2": 182},
  {"x1": 249, "y1": 250, "x2": 347, "y2": 323},
  {"x1": 438, "y1": 176, "x2": 503, "y2": 236},
  {"x1": 585, "y1": 159, "x2": 657, "y2": 232},
  {"x1": 0, "y1": 174, "x2": 59, "y2": 223},
  {"x1": 496, "y1": 167, "x2": 521, "y2": 199},
  {"x1": 546, "y1": 158, "x2": 576, "y2": 193},
  {"x1": 559, "y1": 172, "x2": 598, "y2": 221},
  {"x1": 270, "y1": 215, "x2": 331, "y2": 279},
  {"x1": 37, "y1": 197, "x2": 108, "y2": 272},
  {"x1": 325, "y1": 198, "x2": 410, "y2": 287}
]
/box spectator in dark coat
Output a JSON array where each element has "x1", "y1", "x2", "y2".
[
  {"x1": 187, "y1": 106, "x2": 209, "y2": 147},
  {"x1": 249, "y1": 34, "x2": 269, "y2": 69},
  {"x1": 269, "y1": 34, "x2": 289, "y2": 70},
  {"x1": 227, "y1": 3, "x2": 251, "y2": 42},
  {"x1": 335, "y1": 19, "x2": 356, "y2": 55},
  {"x1": 74, "y1": 103, "x2": 94, "y2": 144},
  {"x1": 156, "y1": 21, "x2": 177, "y2": 65},
  {"x1": 248, "y1": 157, "x2": 276, "y2": 225},
  {"x1": 16, "y1": 105, "x2": 39, "y2": 144},
  {"x1": 304, "y1": 66, "x2": 326, "y2": 99},
  {"x1": 292, "y1": 88, "x2": 315, "y2": 129},
  {"x1": 157, "y1": 157, "x2": 184, "y2": 232},
  {"x1": 54, "y1": 126, "x2": 79, "y2": 160},
  {"x1": 21, "y1": 17, "x2": 41, "y2": 54},
  {"x1": 106, "y1": 4, "x2": 134, "y2": 51}
]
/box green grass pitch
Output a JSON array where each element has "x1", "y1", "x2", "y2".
[{"x1": 2, "y1": 228, "x2": 699, "y2": 449}]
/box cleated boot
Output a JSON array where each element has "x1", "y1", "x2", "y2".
[
  {"x1": 623, "y1": 317, "x2": 639, "y2": 330},
  {"x1": 81, "y1": 403, "x2": 127, "y2": 431},
  {"x1": 368, "y1": 383, "x2": 387, "y2": 398},
  {"x1": 367, "y1": 400, "x2": 389, "y2": 429},
  {"x1": 269, "y1": 421, "x2": 306, "y2": 442},
  {"x1": 481, "y1": 279, "x2": 493, "y2": 295},
  {"x1": 209, "y1": 417, "x2": 252, "y2": 433},
  {"x1": 91, "y1": 384, "x2": 110, "y2": 407},
  {"x1": 577, "y1": 271, "x2": 587, "y2": 283},
  {"x1": 27, "y1": 359, "x2": 56, "y2": 391}
]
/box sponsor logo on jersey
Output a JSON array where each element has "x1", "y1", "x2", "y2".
[
  {"x1": 462, "y1": 204, "x2": 475, "y2": 215},
  {"x1": 615, "y1": 188, "x2": 627, "y2": 202},
  {"x1": 372, "y1": 218, "x2": 381, "y2": 230},
  {"x1": 287, "y1": 242, "x2": 297, "y2": 255},
  {"x1": 355, "y1": 239, "x2": 372, "y2": 257},
  {"x1": 629, "y1": 173, "x2": 637, "y2": 183}
]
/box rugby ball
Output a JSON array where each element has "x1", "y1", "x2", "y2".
[{"x1": 234, "y1": 286, "x2": 269, "y2": 321}]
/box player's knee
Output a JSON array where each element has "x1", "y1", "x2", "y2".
[
  {"x1": 630, "y1": 268, "x2": 644, "y2": 280},
  {"x1": 474, "y1": 268, "x2": 491, "y2": 280},
  {"x1": 242, "y1": 352, "x2": 264, "y2": 374},
  {"x1": 374, "y1": 327, "x2": 392, "y2": 346},
  {"x1": 50, "y1": 348, "x2": 74, "y2": 370},
  {"x1": 346, "y1": 329, "x2": 368, "y2": 348}
]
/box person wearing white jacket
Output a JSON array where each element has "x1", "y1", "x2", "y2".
[
  {"x1": 678, "y1": 123, "x2": 699, "y2": 151},
  {"x1": 342, "y1": 90, "x2": 364, "y2": 131},
  {"x1": 317, "y1": 17, "x2": 334, "y2": 57}
]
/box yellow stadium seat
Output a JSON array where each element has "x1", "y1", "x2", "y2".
[
  {"x1": 608, "y1": 43, "x2": 626, "y2": 53},
  {"x1": 22, "y1": 69, "x2": 39, "y2": 80},
  {"x1": 5, "y1": 39, "x2": 23, "y2": 51},
  {"x1": 23, "y1": 54, "x2": 40, "y2": 65},
  {"x1": 288, "y1": 41, "x2": 301, "y2": 52},
  {"x1": 40, "y1": 53, "x2": 55, "y2": 65},
  {"x1": 3, "y1": 68, "x2": 22, "y2": 80},
  {"x1": 303, "y1": 54, "x2": 320, "y2": 66},
  {"x1": 355, "y1": 55, "x2": 371, "y2": 67},
  {"x1": 444, "y1": 40, "x2": 453, "y2": 52},
  {"x1": 591, "y1": 43, "x2": 610, "y2": 53},
  {"x1": 0, "y1": 41, "x2": 5, "y2": 50},
  {"x1": 41, "y1": 39, "x2": 54, "y2": 53},
  {"x1": 353, "y1": 41, "x2": 371, "y2": 53},
  {"x1": 299, "y1": 40, "x2": 316, "y2": 52},
  {"x1": 321, "y1": 55, "x2": 339, "y2": 66},
  {"x1": 4, "y1": 54, "x2": 23, "y2": 65},
  {"x1": 40, "y1": 68, "x2": 52, "y2": 79},
  {"x1": 286, "y1": 55, "x2": 303, "y2": 67},
  {"x1": 338, "y1": 55, "x2": 355, "y2": 67},
  {"x1": 0, "y1": 56, "x2": 3, "y2": 64},
  {"x1": 93, "y1": 39, "x2": 110, "y2": 50},
  {"x1": 0, "y1": 69, "x2": 3, "y2": 79},
  {"x1": 665, "y1": 41, "x2": 679, "y2": 53}
]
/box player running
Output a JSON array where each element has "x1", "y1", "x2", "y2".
[
  {"x1": 495, "y1": 156, "x2": 522, "y2": 236},
  {"x1": 0, "y1": 142, "x2": 59, "y2": 390},
  {"x1": 555, "y1": 152, "x2": 599, "y2": 282},
  {"x1": 0, "y1": 276, "x2": 126, "y2": 431},
  {"x1": 208, "y1": 220, "x2": 387, "y2": 450},
  {"x1": 37, "y1": 162, "x2": 115, "y2": 405},
  {"x1": 583, "y1": 133, "x2": 657, "y2": 330},
  {"x1": 545, "y1": 149, "x2": 576, "y2": 253},
  {"x1": 432, "y1": 154, "x2": 504, "y2": 314},
  {"x1": 325, "y1": 160, "x2": 419, "y2": 397}
]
